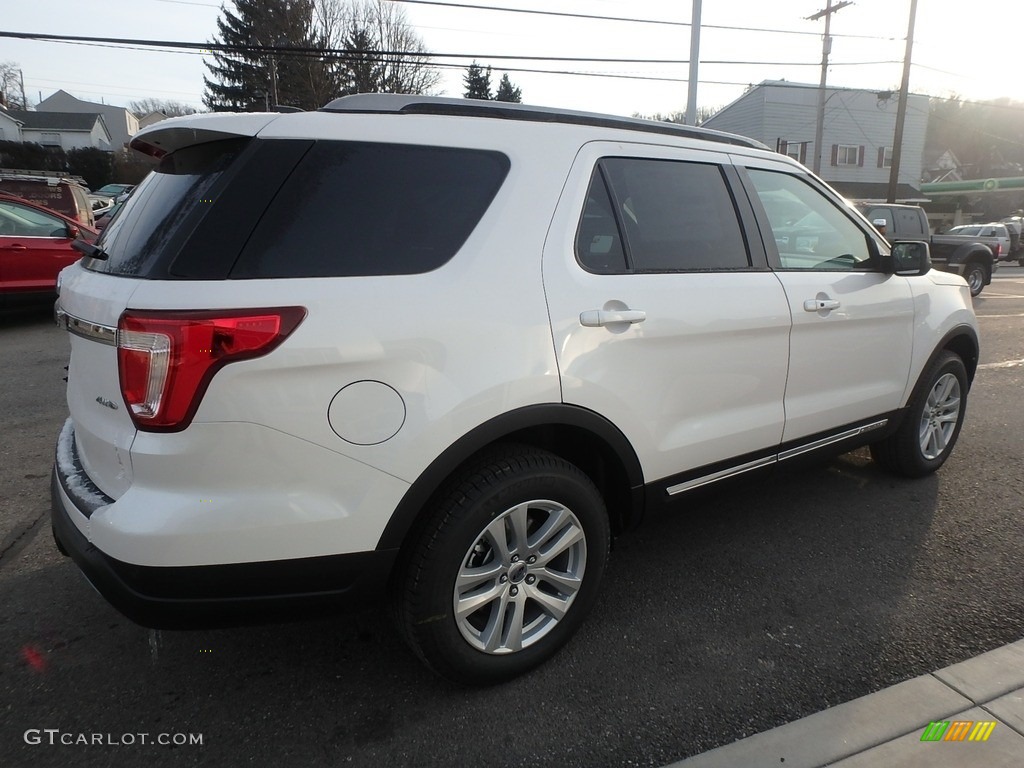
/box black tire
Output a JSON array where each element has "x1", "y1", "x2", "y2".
[
  {"x1": 870, "y1": 351, "x2": 967, "y2": 478},
  {"x1": 391, "y1": 444, "x2": 609, "y2": 685},
  {"x1": 964, "y1": 261, "x2": 987, "y2": 297}
]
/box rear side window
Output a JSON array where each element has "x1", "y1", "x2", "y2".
[
  {"x1": 576, "y1": 158, "x2": 750, "y2": 272},
  {"x1": 231, "y1": 142, "x2": 510, "y2": 278}
]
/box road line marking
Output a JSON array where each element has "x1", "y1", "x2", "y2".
[
  {"x1": 978, "y1": 358, "x2": 1024, "y2": 370},
  {"x1": 976, "y1": 313, "x2": 1024, "y2": 318}
]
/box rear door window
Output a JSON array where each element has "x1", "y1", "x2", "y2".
[
  {"x1": 231, "y1": 142, "x2": 510, "y2": 278},
  {"x1": 578, "y1": 158, "x2": 750, "y2": 272}
]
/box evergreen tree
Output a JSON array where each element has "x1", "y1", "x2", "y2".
[
  {"x1": 463, "y1": 62, "x2": 492, "y2": 100},
  {"x1": 494, "y1": 73, "x2": 522, "y2": 103},
  {"x1": 203, "y1": 0, "x2": 334, "y2": 112}
]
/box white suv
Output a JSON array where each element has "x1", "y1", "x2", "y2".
[{"x1": 51, "y1": 95, "x2": 979, "y2": 684}]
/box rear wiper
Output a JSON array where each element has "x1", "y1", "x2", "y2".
[{"x1": 72, "y1": 238, "x2": 109, "y2": 261}]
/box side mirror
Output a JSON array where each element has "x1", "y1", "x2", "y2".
[
  {"x1": 891, "y1": 240, "x2": 931, "y2": 276},
  {"x1": 66, "y1": 224, "x2": 80, "y2": 240}
]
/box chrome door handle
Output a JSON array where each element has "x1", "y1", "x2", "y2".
[
  {"x1": 804, "y1": 298, "x2": 840, "y2": 312},
  {"x1": 579, "y1": 309, "x2": 647, "y2": 327}
]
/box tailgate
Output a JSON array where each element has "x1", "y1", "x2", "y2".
[{"x1": 56, "y1": 262, "x2": 143, "y2": 498}]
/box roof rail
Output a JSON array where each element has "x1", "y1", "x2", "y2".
[{"x1": 319, "y1": 94, "x2": 767, "y2": 150}]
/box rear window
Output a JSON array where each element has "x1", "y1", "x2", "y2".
[
  {"x1": 89, "y1": 138, "x2": 248, "y2": 277},
  {"x1": 230, "y1": 142, "x2": 510, "y2": 278}
]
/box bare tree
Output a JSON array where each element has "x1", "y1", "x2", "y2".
[
  {"x1": 313, "y1": 0, "x2": 440, "y2": 96},
  {"x1": 0, "y1": 61, "x2": 27, "y2": 110},
  {"x1": 128, "y1": 98, "x2": 198, "y2": 118}
]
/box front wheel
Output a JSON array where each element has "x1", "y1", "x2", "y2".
[
  {"x1": 392, "y1": 445, "x2": 610, "y2": 684},
  {"x1": 964, "y1": 261, "x2": 987, "y2": 297},
  {"x1": 871, "y1": 351, "x2": 967, "y2": 477}
]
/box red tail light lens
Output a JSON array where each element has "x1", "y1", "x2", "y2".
[{"x1": 117, "y1": 307, "x2": 306, "y2": 431}]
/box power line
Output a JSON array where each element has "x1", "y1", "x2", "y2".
[
  {"x1": 384, "y1": 0, "x2": 900, "y2": 41},
  {"x1": 0, "y1": 29, "x2": 898, "y2": 67}
]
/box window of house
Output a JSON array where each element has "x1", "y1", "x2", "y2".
[
  {"x1": 40, "y1": 132, "x2": 61, "y2": 147},
  {"x1": 776, "y1": 140, "x2": 808, "y2": 164},
  {"x1": 878, "y1": 146, "x2": 893, "y2": 168},
  {"x1": 832, "y1": 145, "x2": 862, "y2": 166}
]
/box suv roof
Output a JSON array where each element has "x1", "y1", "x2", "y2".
[{"x1": 319, "y1": 94, "x2": 769, "y2": 150}]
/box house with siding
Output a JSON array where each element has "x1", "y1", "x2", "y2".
[
  {"x1": 702, "y1": 81, "x2": 930, "y2": 202},
  {"x1": 0, "y1": 107, "x2": 22, "y2": 142},
  {"x1": 4, "y1": 110, "x2": 112, "y2": 151},
  {"x1": 36, "y1": 90, "x2": 139, "y2": 152}
]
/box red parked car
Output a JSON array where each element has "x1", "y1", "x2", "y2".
[{"x1": 0, "y1": 192, "x2": 98, "y2": 310}]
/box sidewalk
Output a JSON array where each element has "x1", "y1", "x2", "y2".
[{"x1": 669, "y1": 639, "x2": 1024, "y2": 768}]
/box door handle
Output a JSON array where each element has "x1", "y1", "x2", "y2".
[
  {"x1": 803, "y1": 298, "x2": 840, "y2": 312},
  {"x1": 3, "y1": 244, "x2": 27, "y2": 250},
  {"x1": 580, "y1": 309, "x2": 647, "y2": 327}
]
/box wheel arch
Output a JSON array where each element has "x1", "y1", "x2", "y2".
[
  {"x1": 924, "y1": 325, "x2": 979, "y2": 394},
  {"x1": 376, "y1": 404, "x2": 645, "y2": 553}
]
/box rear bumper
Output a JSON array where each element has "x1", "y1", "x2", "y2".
[{"x1": 51, "y1": 463, "x2": 397, "y2": 630}]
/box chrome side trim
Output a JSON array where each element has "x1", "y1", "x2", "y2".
[
  {"x1": 666, "y1": 456, "x2": 776, "y2": 496},
  {"x1": 664, "y1": 419, "x2": 890, "y2": 497},
  {"x1": 56, "y1": 308, "x2": 117, "y2": 347},
  {"x1": 777, "y1": 419, "x2": 888, "y2": 462}
]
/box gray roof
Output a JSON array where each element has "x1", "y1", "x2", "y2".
[{"x1": 6, "y1": 110, "x2": 103, "y2": 131}]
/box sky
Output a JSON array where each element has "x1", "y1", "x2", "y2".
[{"x1": 1, "y1": 0, "x2": 1022, "y2": 118}]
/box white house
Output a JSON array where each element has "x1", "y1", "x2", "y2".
[
  {"x1": 36, "y1": 90, "x2": 140, "y2": 151},
  {"x1": 5, "y1": 110, "x2": 112, "y2": 151},
  {"x1": 702, "y1": 81, "x2": 930, "y2": 202},
  {"x1": 0, "y1": 107, "x2": 22, "y2": 142}
]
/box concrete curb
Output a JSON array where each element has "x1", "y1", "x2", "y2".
[{"x1": 668, "y1": 639, "x2": 1024, "y2": 768}]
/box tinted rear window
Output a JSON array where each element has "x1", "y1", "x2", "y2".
[
  {"x1": 88, "y1": 138, "x2": 248, "y2": 277},
  {"x1": 230, "y1": 142, "x2": 510, "y2": 278}
]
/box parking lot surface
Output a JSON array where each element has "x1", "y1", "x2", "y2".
[{"x1": 2, "y1": 270, "x2": 1023, "y2": 767}]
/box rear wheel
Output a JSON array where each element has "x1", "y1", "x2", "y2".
[
  {"x1": 964, "y1": 261, "x2": 986, "y2": 297},
  {"x1": 392, "y1": 445, "x2": 610, "y2": 684},
  {"x1": 871, "y1": 351, "x2": 967, "y2": 477}
]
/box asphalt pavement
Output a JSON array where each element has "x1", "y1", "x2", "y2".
[{"x1": 1, "y1": 268, "x2": 1023, "y2": 768}]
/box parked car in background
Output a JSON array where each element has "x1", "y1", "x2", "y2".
[
  {"x1": 91, "y1": 183, "x2": 135, "y2": 201},
  {"x1": 0, "y1": 171, "x2": 95, "y2": 228},
  {"x1": 946, "y1": 224, "x2": 1012, "y2": 263},
  {"x1": 0, "y1": 192, "x2": 96, "y2": 310},
  {"x1": 88, "y1": 194, "x2": 116, "y2": 217},
  {"x1": 93, "y1": 199, "x2": 124, "y2": 231},
  {"x1": 998, "y1": 217, "x2": 1022, "y2": 258},
  {"x1": 858, "y1": 203, "x2": 997, "y2": 296}
]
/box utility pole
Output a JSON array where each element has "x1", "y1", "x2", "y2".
[
  {"x1": 808, "y1": 0, "x2": 852, "y2": 174},
  {"x1": 887, "y1": 0, "x2": 918, "y2": 203},
  {"x1": 18, "y1": 68, "x2": 26, "y2": 109},
  {"x1": 684, "y1": 0, "x2": 702, "y2": 126}
]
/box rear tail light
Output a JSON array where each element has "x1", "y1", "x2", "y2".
[
  {"x1": 117, "y1": 307, "x2": 306, "y2": 431},
  {"x1": 995, "y1": 243, "x2": 1002, "y2": 258}
]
